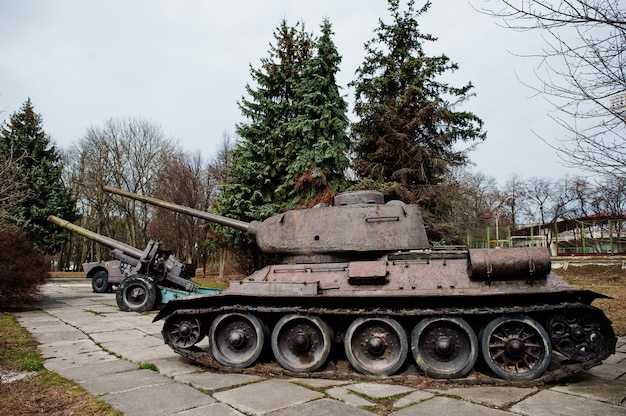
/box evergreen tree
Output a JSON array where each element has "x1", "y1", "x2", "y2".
[
  {"x1": 220, "y1": 18, "x2": 349, "y2": 224},
  {"x1": 220, "y1": 20, "x2": 313, "y2": 223},
  {"x1": 282, "y1": 18, "x2": 351, "y2": 206},
  {"x1": 350, "y1": 0, "x2": 485, "y2": 192},
  {"x1": 0, "y1": 99, "x2": 76, "y2": 253}
]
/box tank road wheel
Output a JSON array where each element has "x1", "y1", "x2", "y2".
[
  {"x1": 480, "y1": 315, "x2": 552, "y2": 381},
  {"x1": 548, "y1": 307, "x2": 616, "y2": 362},
  {"x1": 116, "y1": 275, "x2": 159, "y2": 312},
  {"x1": 271, "y1": 314, "x2": 332, "y2": 373},
  {"x1": 163, "y1": 315, "x2": 205, "y2": 349},
  {"x1": 209, "y1": 312, "x2": 266, "y2": 368},
  {"x1": 344, "y1": 317, "x2": 408, "y2": 376},
  {"x1": 411, "y1": 317, "x2": 478, "y2": 379},
  {"x1": 92, "y1": 270, "x2": 110, "y2": 293}
]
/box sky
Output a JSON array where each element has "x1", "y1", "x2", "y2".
[{"x1": 0, "y1": 0, "x2": 590, "y2": 185}]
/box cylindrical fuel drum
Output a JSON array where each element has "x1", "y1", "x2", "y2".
[{"x1": 468, "y1": 247, "x2": 552, "y2": 281}]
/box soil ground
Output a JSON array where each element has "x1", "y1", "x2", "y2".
[{"x1": 556, "y1": 264, "x2": 626, "y2": 336}]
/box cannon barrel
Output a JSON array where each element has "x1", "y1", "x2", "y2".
[
  {"x1": 47, "y1": 215, "x2": 144, "y2": 259},
  {"x1": 103, "y1": 186, "x2": 254, "y2": 234}
]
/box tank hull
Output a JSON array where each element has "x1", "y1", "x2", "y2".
[{"x1": 155, "y1": 249, "x2": 616, "y2": 382}]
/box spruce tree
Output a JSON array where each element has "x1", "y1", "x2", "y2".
[
  {"x1": 282, "y1": 18, "x2": 350, "y2": 206},
  {"x1": 220, "y1": 18, "x2": 350, "y2": 223},
  {"x1": 351, "y1": 0, "x2": 485, "y2": 191},
  {"x1": 0, "y1": 99, "x2": 76, "y2": 253},
  {"x1": 220, "y1": 20, "x2": 313, "y2": 223}
]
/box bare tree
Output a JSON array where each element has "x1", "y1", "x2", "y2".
[
  {"x1": 478, "y1": 0, "x2": 626, "y2": 177},
  {"x1": 205, "y1": 132, "x2": 241, "y2": 277},
  {"x1": 500, "y1": 173, "x2": 529, "y2": 227},
  {"x1": 148, "y1": 150, "x2": 211, "y2": 266},
  {"x1": 0, "y1": 148, "x2": 31, "y2": 225},
  {"x1": 64, "y1": 117, "x2": 178, "y2": 251},
  {"x1": 592, "y1": 174, "x2": 626, "y2": 215}
]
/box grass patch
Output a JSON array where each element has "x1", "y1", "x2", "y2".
[
  {"x1": 138, "y1": 362, "x2": 159, "y2": 372},
  {"x1": 0, "y1": 312, "x2": 45, "y2": 372},
  {"x1": 194, "y1": 278, "x2": 229, "y2": 290},
  {"x1": 0, "y1": 312, "x2": 122, "y2": 416}
]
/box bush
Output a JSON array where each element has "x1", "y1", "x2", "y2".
[{"x1": 0, "y1": 227, "x2": 48, "y2": 307}]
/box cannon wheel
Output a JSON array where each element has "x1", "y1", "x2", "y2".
[
  {"x1": 91, "y1": 270, "x2": 110, "y2": 293},
  {"x1": 116, "y1": 274, "x2": 159, "y2": 312}
]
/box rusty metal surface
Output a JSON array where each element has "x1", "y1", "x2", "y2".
[
  {"x1": 468, "y1": 247, "x2": 552, "y2": 281},
  {"x1": 103, "y1": 186, "x2": 430, "y2": 255}
]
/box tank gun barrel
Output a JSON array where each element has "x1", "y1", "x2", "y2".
[
  {"x1": 47, "y1": 215, "x2": 143, "y2": 259},
  {"x1": 103, "y1": 186, "x2": 253, "y2": 234}
]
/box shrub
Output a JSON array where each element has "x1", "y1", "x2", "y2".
[{"x1": 0, "y1": 227, "x2": 48, "y2": 307}]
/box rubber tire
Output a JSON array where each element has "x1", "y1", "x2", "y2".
[
  {"x1": 116, "y1": 275, "x2": 159, "y2": 312},
  {"x1": 91, "y1": 270, "x2": 110, "y2": 293}
]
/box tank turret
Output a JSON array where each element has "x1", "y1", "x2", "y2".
[{"x1": 103, "y1": 186, "x2": 429, "y2": 258}]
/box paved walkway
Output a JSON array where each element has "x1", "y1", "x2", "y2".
[{"x1": 14, "y1": 279, "x2": 626, "y2": 416}]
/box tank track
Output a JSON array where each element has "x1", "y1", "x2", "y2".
[{"x1": 161, "y1": 301, "x2": 612, "y2": 387}]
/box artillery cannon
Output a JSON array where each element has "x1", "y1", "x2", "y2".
[
  {"x1": 48, "y1": 215, "x2": 202, "y2": 312},
  {"x1": 102, "y1": 187, "x2": 617, "y2": 382}
]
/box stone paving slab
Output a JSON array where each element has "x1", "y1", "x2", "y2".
[
  {"x1": 37, "y1": 338, "x2": 103, "y2": 358},
  {"x1": 267, "y1": 398, "x2": 378, "y2": 416},
  {"x1": 326, "y1": 386, "x2": 376, "y2": 407},
  {"x1": 550, "y1": 373, "x2": 626, "y2": 406},
  {"x1": 100, "y1": 380, "x2": 215, "y2": 416},
  {"x1": 427, "y1": 385, "x2": 538, "y2": 409},
  {"x1": 90, "y1": 328, "x2": 160, "y2": 344},
  {"x1": 15, "y1": 312, "x2": 63, "y2": 326},
  {"x1": 346, "y1": 381, "x2": 415, "y2": 398},
  {"x1": 150, "y1": 357, "x2": 204, "y2": 377},
  {"x1": 288, "y1": 377, "x2": 352, "y2": 389},
  {"x1": 52, "y1": 358, "x2": 137, "y2": 382},
  {"x1": 175, "y1": 371, "x2": 262, "y2": 392},
  {"x1": 79, "y1": 368, "x2": 173, "y2": 395},
  {"x1": 175, "y1": 402, "x2": 245, "y2": 416},
  {"x1": 586, "y1": 351, "x2": 626, "y2": 379},
  {"x1": 390, "y1": 395, "x2": 514, "y2": 416},
  {"x1": 43, "y1": 350, "x2": 119, "y2": 372},
  {"x1": 392, "y1": 390, "x2": 435, "y2": 408},
  {"x1": 213, "y1": 379, "x2": 324, "y2": 415},
  {"x1": 510, "y1": 389, "x2": 626, "y2": 416},
  {"x1": 69, "y1": 320, "x2": 139, "y2": 334},
  {"x1": 29, "y1": 326, "x2": 88, "y2": 344},
  {"x1": 112, "y1": 343, "x2": 176, "y2": 363}
]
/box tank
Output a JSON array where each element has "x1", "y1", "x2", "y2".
[{"x1": 105, "y1": 186, "x2": 617, "y2": 382}]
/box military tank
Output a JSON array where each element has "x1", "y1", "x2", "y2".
[{"x1": 105, "y1": 186, "x2": 617, "y2": 382}]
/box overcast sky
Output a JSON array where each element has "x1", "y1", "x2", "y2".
[{"x1": 0, "y1": 0, "x2": 590, "y2": 185}]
